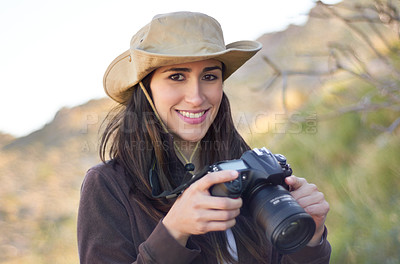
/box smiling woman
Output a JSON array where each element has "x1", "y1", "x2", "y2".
[{"x1": 77, "y1": 11, "x2": 331, "y2": 264}]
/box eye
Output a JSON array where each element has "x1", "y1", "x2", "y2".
[
  {"x1": 169, "y1": 73, "x2": 185, "y2": 81},
  {"x1": 202, "y1": 74, "x2": 218, "y2": 81}
]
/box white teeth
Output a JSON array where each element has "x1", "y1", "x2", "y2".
[{"x1": 179, "y1": 110, "x2": 205, "y2": 119}]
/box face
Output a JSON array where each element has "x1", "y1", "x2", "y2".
[{"x1": 150, "y1": 59, "x2": 223, "y2": 143}]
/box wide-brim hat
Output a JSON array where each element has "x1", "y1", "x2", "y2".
[{"x1": 104, "y1": 11, "x2": 262, "y2": 104}]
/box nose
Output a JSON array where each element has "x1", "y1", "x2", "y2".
[{"x1": 184, "y1": 80, "x2": 205, "y2": 106}]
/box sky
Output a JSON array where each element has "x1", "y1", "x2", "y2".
[{"x1": 0, "y1": 0, "x2": 341, "y2": 137}]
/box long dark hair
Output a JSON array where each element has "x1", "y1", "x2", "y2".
[{"x1": 99, "y1": 75, "x2": 270, "y2": 263}]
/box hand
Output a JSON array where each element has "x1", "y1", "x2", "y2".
[
  {"x1": 285, "y1": 175, "x2": 330, "y2": 247},
  {"x1": 162, "y1": 170, "x2": 243, "y2": 246}
]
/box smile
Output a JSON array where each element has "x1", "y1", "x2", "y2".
[
  {"x1": 178, "y1": 110, "x2": 206, "y2": 119},
  {"x1": 176, "y1": 109, "x2": 209, "y2": 125}
]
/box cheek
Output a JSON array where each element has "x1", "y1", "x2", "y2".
[
  {"x1": 206, "y1": 89, "x2": 223, "y2": 124},
  {"x1": 151, "y1": 86, "x2": 179, "y2": 112},
  {"x1": 211, "y1": 88, "x2": 223, "y2": 108}
]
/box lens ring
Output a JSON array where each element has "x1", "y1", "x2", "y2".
[{"x1": 272, "y1": 214, "x2": 316, "y2": 254}]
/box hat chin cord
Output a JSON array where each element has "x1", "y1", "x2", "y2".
[
  {"x1": 139, "y1": 81, "x2": 200, "y2": 172},
  {"x1": 139, "y1": 81, "x2": 169, "y2": 134}
]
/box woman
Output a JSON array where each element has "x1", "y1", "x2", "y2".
[{"x1": 77, "y1": 11, "x2": 331, "y2": 263}]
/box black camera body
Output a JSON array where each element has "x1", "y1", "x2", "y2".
[
  {"x1": 209, "y1": 147, "x2": 292, "y2": 198},
  {"x1": 202, "y1": 148, "x2": 316, "y2": 254}
]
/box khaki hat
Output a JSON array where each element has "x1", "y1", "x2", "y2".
[{"x1": 103, "y1": 11, "x2": 262, "y2": 104}]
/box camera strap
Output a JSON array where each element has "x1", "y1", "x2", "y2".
[{"x1": 149, "y1": 162, "x2": 211, "y2": 199}]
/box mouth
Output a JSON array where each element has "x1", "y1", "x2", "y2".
[
  {"x1": 177, "y1": 110, "x2": 206, "y2": 119},
  {"x1": 176, "y1": 109, "x2": 209, "y2": 124}
]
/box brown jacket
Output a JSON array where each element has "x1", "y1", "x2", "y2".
[{"x1": 77, "y1": 160, "x2": 331, "y2": 263}]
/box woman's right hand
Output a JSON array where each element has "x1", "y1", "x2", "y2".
[{"x1": 162, "y1": 170, "x2": 243, "y2": 246}]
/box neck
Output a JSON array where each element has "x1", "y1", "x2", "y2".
[
  {"x1": 173, "y1": 140, "x2": 199, "y2": 157},
  {"x1": 173, "y1": 139, "x2": 201, "y2": 173}
]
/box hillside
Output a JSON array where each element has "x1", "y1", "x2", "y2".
[
  {"x1": 0, "y1": 133, "x2": 15, "y2": 148},
  {"x1": 225, "y1": 0, "x2": 397, "y2": 121},
  {"x1": 0, "y1": 98, "x2": 115, "y2": 263},
  {"x1": 1, "y1": 1, "x2": 399, "y2": 263}
]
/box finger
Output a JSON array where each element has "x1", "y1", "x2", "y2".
[
  {"x1": 285, "y1": 175, "x2": 307, "y2": 191},
  {"x1": 202, "y1": 196, "x2": 243, "y2": 210},
  {"x1": 291, "y1": 182, "x2": 319, "y2": 200},
  {"x1": 201, "y1": 208, "x2": 241, "y2": 222},
  {"x1": 193, "y1": 170, "x2": 239, "y2": 191},
  {"x1": 295, "y1": 191, "x2": 325, "y2": 209},
  {"x1": 189, "y1": 193, "x2": 242, "y2": 211},
  {"x1": 302, "y1": 200, "x2": 330, "y2": 217}
]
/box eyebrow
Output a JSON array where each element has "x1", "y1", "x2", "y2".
[{"x1": 162, "y1": 65, "x2": 223, "y2": 73}]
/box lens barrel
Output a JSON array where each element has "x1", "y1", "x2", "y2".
[{"x1": 248, "y1": 184, "x2": 316, "y2": 254}]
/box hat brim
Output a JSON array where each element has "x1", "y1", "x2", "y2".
[{"x1": 104, "y1": 40, "x2": 262, "y2": 104}]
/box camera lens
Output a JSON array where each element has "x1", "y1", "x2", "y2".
[
  {"x1": 273, "y1": 215, "x2": 316, "y2": 252},
  {"x1": 248, "y1": 184, "x2": 316, "y2": 254},
  {"x1": 278, "y1": 220, "x2": 302, "y2": 244}
]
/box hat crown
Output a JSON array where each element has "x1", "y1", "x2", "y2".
[{"x1": 131, "y1": 12, "x2": 226, "y2": 56}]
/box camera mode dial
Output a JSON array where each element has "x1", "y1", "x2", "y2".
[
  {"x1": 209, "y1": 164, "x2": 243, "y2": 198},
  {"x1": 274, "y1": 154, "x2": 292, "y2": 177}
]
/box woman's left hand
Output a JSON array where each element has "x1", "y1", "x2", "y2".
[{"x1": 285, "y1": 175, "x2": 330, "y2": 247}]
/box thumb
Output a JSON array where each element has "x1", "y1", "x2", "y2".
[
  {"x1": 193, "y1": 170, "x2": 239, "y2": 191},
  {"x1": 285, "y1": 175, "x2": 306, "y2": 191}
]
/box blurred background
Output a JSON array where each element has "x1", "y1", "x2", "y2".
[{"x1": 1, "y1": 0, "x2": 399, "y2": 263}]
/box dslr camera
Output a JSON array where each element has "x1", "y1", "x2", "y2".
[{"x1": 200, "y1": 147, "x2": 316, "y2": 254}]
